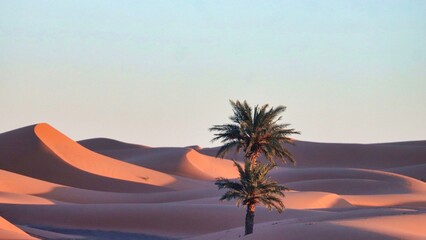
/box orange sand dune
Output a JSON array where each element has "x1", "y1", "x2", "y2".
[
  {"x1": 35, "y1": 123, "x2": 207, "y2": 190},
  {"x1": 342, "y1": 194, "x2": 426, "y2": 207},
  {"x1": 0, "y1": 216, "x2": 39, "y2": 240},
  {"x1": 284, "y1": 191, "x2": 353, "y2": 209},
  {"x1": 0, "y1": 123, "x2": 207, "y2": 192},
  {"x1": 0, "y1": 123, "x2": 425, "y2": 240},
  {"x1": 0, "y1": 191, "x2": 54, "y2": 205}
]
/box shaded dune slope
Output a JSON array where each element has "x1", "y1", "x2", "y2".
[
  {"x1": 80, "y1": 138, "x2": 238, "y2": 180},
  {"x1": 200, "y1": 140, "x2": 426, "y2": 170},
  {"x1": 188, "y1": 208, "x2": 426, "y2": 240},
  {"x1": 0, "y1": 169, "x2": 219, "y2": 204},
  {"x1": 271, "y1": 167, "x2": 426, "y2": 195},
  {"x1": 386, "y1": 163, "x2": 426, "y2": 180},
  {"x1": 0, "y1": 203, "x2": 335, "y2": 238},
  {"x1": 0, "y1": 124, "x2": 425, "y2": 239}
]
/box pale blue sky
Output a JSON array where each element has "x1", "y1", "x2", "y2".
[{"x1": 1, "y1": 0, "x2": 425, "y2": 147}]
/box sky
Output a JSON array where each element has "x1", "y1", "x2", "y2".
[{"x1": 1, "y1": 0, "x2": 425, "y2": 147}]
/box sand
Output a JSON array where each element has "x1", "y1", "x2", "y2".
[{"x1": 0, "y1": 123, "x2": 425, "y2": 239}]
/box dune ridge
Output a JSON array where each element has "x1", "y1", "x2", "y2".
[
  {"x1": 200, "y1": 141, "x2": 426, "y2": 170},
  {"x1": 0, "y1": 123, "x2": 425, "y2": 239},
  {"x1": 80, "y1": 139, "x2": 238, "y2": 180}
]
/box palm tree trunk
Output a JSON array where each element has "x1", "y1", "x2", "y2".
[
  {"x1": 245, "y1": 203, "x2": 256, "y2": 235},
  {"x1": 246, "y1": 151, "x2": 261, "y2": 169}
]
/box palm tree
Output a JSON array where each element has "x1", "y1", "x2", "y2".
[
  {"x1": 210, "y1": 100, "x2": 300, "y2": 166},
  {"x1": 215, "y1": 160, "x2": 288, "y2": 235}
]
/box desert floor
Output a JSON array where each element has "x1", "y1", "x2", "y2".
[{"x1": 0, "y1": 123, "x2": 425, "y2": 239}]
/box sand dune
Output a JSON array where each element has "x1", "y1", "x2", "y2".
[
  {"x1": 0, "y1": 203, "x2": 337, "y2": 238},
  {"x1": 0, "y1": 123, "x2": 425, "y2": 239},
  {"x1": 79, "y1": 137, "x2": 150, "y2": 151},
  {"x1": 81, "y1": 139, "x2": 238, "y2": 180},
  {"x1": 333, "y1": 212, "x2": 426, "y2": 239},
  {"x1": 188, "y1": 208, "x2": 426, "y2": 240},
  {"x1": 0, "y1": 124, "x2": 169, "y2": 192},
  {"x1": 34, "y1": 123, "x2": 207, "y2": 190},
  {"x1": 176, "y1": 191, "x2": 353, "y2": 210},
  {"x1": 0, "y1": 168, "x2": 218, "y2": 204},
  {"x1": 200, "y1": 140, "x2": 426, "y2": 171},
  {"x1": 386, "y1": 163, "x2": 426, "y2": 180},
  {"x1": 0, "y1": 123, "x2": 210, "y2": 192},
  {"x1": 271, "y1": 167, "x2": 426, "y2": 195},
  {"x1": 283, "y1": 191, "x2": 353, "y2": 209},
  {"x1": 18, "y1": 226, "x2": 85, "y2": 240},
  {"x1": 270, "y1": 167, "x2": 426, "y2": 208},
  {"x1": 0, "y1": 216, "x2": 39, "y2": 240}
]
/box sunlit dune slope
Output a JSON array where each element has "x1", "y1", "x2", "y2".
[
  {"x1": 0, "y1": 123, "x2": 425, "y2": 240},
  {"x1": 0, "y1": 216, "x2": 39, "y2": 240},
  {"x1": 34, "y1": 123, "x2": 180, "y2": 186},
  {"x1": 0, "y1": 123, "x2": 205, "y2": 192},
  {"x1": 284, "y1": 191, "x2": 353, "y2": 209},
  {"x1": 0, "y1": 191, "x2": 54, "y2": 205}
]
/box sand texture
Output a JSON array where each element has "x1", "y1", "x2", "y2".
[{"x1": 0, "y1": 123, "x2": 425, "y2": 239}]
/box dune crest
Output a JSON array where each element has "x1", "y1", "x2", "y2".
[
  {"x1": 0, "y1": 123, "x2": 425, "y2": 239},
  {"x1": 80, "y1": 138, "x2": 238, "y2": 180},
  {"x1": 34, "y1": 123, "x2": 177, "y2": 186}
]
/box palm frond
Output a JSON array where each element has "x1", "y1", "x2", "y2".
[
  {"x1": 215, "y1": 177, "x2": 243, "y2": 191},
  {"x1": 258, "y1": 195, "x2": 285, "y2": 212},
  {"x1": 215, "y1": 141, "x2": 240, "y2": 158},
  {"x1": 210, "y1": 100, "x2": 300, "y2": 166},
  {"x1": 216, "y1": 158, "x2": 288, "y2": 214},
  {"x1": 219, "y1": 190, "x2": 244, "y2": 201}
]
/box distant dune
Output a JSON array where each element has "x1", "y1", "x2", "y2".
[
  {"x1": 200, "y1": 140, "x2": 426, "y2": 170},
  {"x1": 0, "y1": 123, "x2": 425, "y2": 239}
]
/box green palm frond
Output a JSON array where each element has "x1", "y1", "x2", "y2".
[
  {"x1": 258, "y1": 195, "x2": 285, "y2": 212},
  {"x1": 234, "y1": 160, "x2": 247, "y2": 179},
  {"x1": 220, "y1": 190, "x2": 244, "y2": 201},
  {"x1": 215, "y1": 160, "x2": 288, "y2": 213},
  {"x1": 215, "y1": 177, "x2": 243, "y2": 191},
  {"x1": 229, "y1": 100, "x2": 253, "y2": 126},
  {"x1": 215, "y1": 141, "x2": 240, "y2": 158},
  {"x1": 210, "y1": 100, "x2": 300, "y2": 165}
]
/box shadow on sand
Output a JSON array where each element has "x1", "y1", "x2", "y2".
[{"x1": 27, "y1": 225, "x2": 177, "y2": 240}]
